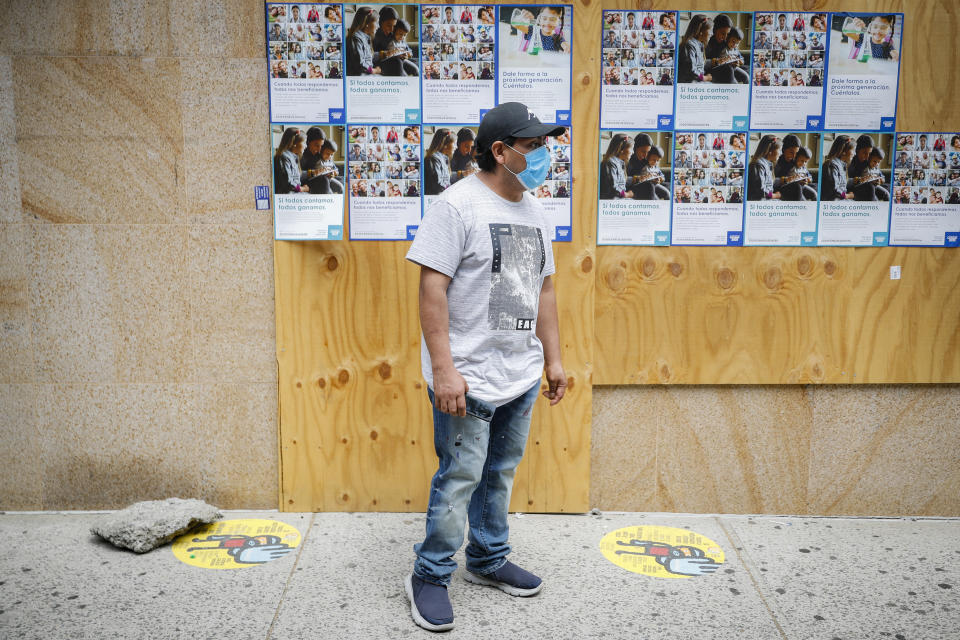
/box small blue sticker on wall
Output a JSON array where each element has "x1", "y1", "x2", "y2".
[{"x1": 255, "y1": 186, "x2": 270, "y2": 210}]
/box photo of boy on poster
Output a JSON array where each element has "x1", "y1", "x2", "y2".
[
  {"x1": 345, "y1": 4, "x2": 420, "y2": 77},
  {"x1": 676, "y1": 12, "x2": 752, "y2": 85},
  {"x1": 828, "y1": 13, "x2": 900, "y2": 75},
  {"x1": 272, "y1": 124, "x2": 346, "y2": 195},
  {"x1": 745, "y1": 132, "x2": 820, "y2": 202},
  {"x1": 268, "y1": 3, "x2": 343, "y2": 80},
  {"x1": 500, "y1": 5, "x2": 571, "y2": 65}
]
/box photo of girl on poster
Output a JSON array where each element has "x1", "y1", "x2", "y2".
[
  {"x1": 272, "y1": 124, "x2": 346, "y2": 195},
  {"x1": 819, "y1": 132, "x2": 893, "y2": 201},
  {"x1": 745, "y1": 132, "x2": 820, "y2": 201},
  {"x1": 676, "y1": 12, "x2": 752, "y2": 85},
  {"x1": 344, "y1": 4, "x2": 420, "y2": 76},
  {"x1": 598, "y1": 131, "x2": 672, "y2": 201}
]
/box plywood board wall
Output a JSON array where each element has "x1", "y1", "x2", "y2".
[{"x1": 276, "y1": 0, "x2": 959, "y2": 513}]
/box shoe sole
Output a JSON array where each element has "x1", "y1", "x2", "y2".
[
  {"x1": 462, "y1": 571, "x2": 544, "y2": 597},
  {"x1": 404, "y1": 574, "x2": 455, "y2": 632}
]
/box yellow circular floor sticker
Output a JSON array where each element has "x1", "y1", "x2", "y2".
[
  {"x1": 172, "y1": 519, "x2": 301, "y2": 569},
  {"x1": 599, "y1": 525, "x2": 724, "y2": 579}
]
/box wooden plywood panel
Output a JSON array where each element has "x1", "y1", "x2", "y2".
[
  {"x1": 276, "y1": 0, "x2": 596, "y2": 513},
  {"x1": 595, "y1": 0, "x2": 960, "y2": 385},
  {"x1": 846, "y1": 248, "x2": 960, "y2": 383},
  {"x1": 595, "y1": 247, "x2": 853, "y2": 384}
]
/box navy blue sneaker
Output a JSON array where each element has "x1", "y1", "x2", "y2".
[
  {"x1": 405, "y1": 574, "x2": 454, "y2": 632},
  {"x1": 463, "y1": 561, "x2": 543, "y2": 596}
]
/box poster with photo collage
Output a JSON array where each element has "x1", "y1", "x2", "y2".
[
  {"x1": 889, "y1": 132, "x2": 960, "y2": 247},
  {"x1": 267, "y1": 3, "x2": 345, "y2": 123},
  {"x1": 420, "y1": 5, "x2": 497, "y2": 123},
  {"x1": 347, "y1": 124, "x2": 423, "y2": 240},
  {"x1": 749, "y1": 11, "x2": 827, "y2": 131},
  {"x1": 670, "y1": 131, "x2": 746, "y2": 245},
  {"x1": 600, "y1": 10, "x2": 677, "y2": 130},
  {"x1": 537, "y1": 127, "x2": 573, "y2": 241}
]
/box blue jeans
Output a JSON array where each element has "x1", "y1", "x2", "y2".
[{"x1": 413, "y1": 382, "x2": 540, "y2": 586}]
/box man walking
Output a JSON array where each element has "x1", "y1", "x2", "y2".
[{"x1": 404, "y1": 102, "x2": 567, "y2": 632}]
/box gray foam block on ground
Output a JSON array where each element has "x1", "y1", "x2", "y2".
[{"x1": 90, "y1": 498, "x2": 222, "y2": 553}]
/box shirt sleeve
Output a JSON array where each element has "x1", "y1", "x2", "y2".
[{"x1": 405, "y1": 199, "x2": 465, "y2": 278}]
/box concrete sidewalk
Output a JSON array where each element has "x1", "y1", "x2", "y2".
[{"x1": 0, "y1": 511, "x2": 956, "y2": 639}]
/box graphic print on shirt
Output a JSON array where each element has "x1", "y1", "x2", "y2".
[{"x1": 488, "y1": 223, "x2": 546, "y2": 331}]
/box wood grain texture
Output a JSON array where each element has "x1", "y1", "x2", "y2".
[{"x1": 276, "y1": 1, "x2": 595, "y2": 513}]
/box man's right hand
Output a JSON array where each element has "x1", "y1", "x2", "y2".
[{"x1": 433, "y1": 365, "x2": 469, "y2": 416}]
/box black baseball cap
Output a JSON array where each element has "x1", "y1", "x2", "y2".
[{"x1": 475, "y1": 102, "x2": 566, "y2": 152}]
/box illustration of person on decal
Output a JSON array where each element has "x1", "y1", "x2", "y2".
[{"x1": 403, "y1": 102, "x2": 567, "y2": 632}]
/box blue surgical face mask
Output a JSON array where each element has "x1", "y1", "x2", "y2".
[{"x1": 503, "y1": 143, "x2": 551, "y2": 190}]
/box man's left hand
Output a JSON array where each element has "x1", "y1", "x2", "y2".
[{"x1": 543, "y1": 363, "x2": 567, "y2": 405}]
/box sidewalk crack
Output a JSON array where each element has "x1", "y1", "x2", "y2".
[
  {"x1": 266, "y1": 512, "x2": 315, "y2": 639},
  {"x1": 717, "y1": 518, "x2": 789, "y2": 640}
]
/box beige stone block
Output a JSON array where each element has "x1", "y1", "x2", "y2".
[
  {"x1": 0, "y1": 384, "x2": 42, "y2": 509},
  {"x1": 195, "y1": 383, "x2": 278, "y2": 509},
  {"x1": 0, "y1": 224, "x2": 32, "y2": 383},
  {"x1": 27, "y1": 225, "x2": 116, "y2": 382},
  {"x1": 27, "y1": 225, "x2": 194, "y2": 383},
  {"x1": 0, "y1": 0, "x2": 170, "y2": 57},
  {"x1": 0, "y1": 56, "x2": 21, "y2": 223},
  {"x1": 180, "y1": 59, "x2": 270, "y2": 223},
  {"x1": 657, "y1": 386, "x2": 812, "y2": 514},
  {"x1": 36, "y1": 384, "x2": 206, "y2": 509},
  {"x1": 169, "y1": 0, "x2": 265, "y2": 58},
  {"x1": 809, "y1": 385, "x2": 960, "y2": 517},
  {"x1": 13, "y1": 57, "x2": 184, "y2": 224},
  {"x1": 590, "y1": 386, "x2": 659, "y2": 510},
  {"x1": 187, "y1": 224, "x2": 276, "y2": 383}
]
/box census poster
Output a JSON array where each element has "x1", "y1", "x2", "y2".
[
  {"x1": 266, "y1": 3, "x2": 345, "y2": 123},
  {"x1": 823, "y1": 13, "x2": 902, "y2": 131},
  {"x1": 889, "y1": 132, "x2": 960, "y2": 247},
  {"x1": 749, "y1": 11, "x2": 827, "y2": 131},
  {"x1": 420, "y1": 5, "x2": 497, "y2": 124},
  {"x1": 600, "y1": 10, "x2": 677, "y2": 130},
  {"x1": 817, "y1": 131, "x2": 892, "y2": 246},
  {"x1": 597, "y1": 130, "x2": 673, "y2": 245},
  {"x1": 535, "y1": 127, "x2": 573, "y2": 241},
  {"x1": 670, "y1": 131, "x2": 745, "y2": 245},
  {"x1": 743, "y1": 131, "x2": 820, "y2": 246},
  {"x1": 673, "y1": 11, "x2": 751, "y2": 132},
  {"x1": 497, "y1": 5, "x2": 573, "y2": 126},
  {"x1": 347, "y1": 124, "x2": 422, "y2": 239},
  {"x1": 271, "y1": 124, "x2": 346, "y2": 240},
  {"x1": 344, "y1": 3, "x2": 421, "y2": 124}
]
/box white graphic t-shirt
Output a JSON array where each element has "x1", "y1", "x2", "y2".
[{"x1": 406, "y1": 174, "x2": 556, "y2": 405}]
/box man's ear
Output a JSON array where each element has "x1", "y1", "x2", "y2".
[{"x1": 490, "y1": 141, "x2": 507, "y2": 166}]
